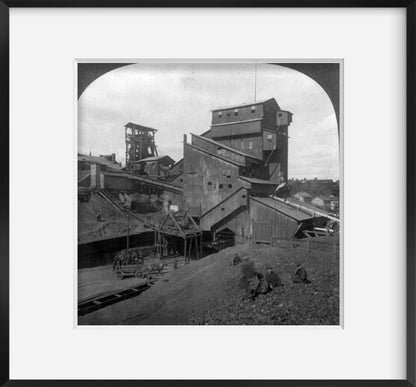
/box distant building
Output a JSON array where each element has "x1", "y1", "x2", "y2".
[
  {"x1": 78, "y1": 154, "x2": 121, "y2": 172},
  {"x1": 133, "y1": 155, "x2": 175, "y2": 178},
  {"x1": 294, "y1": 192, "x2": 312, "y2": 203},
  {"x1": 311, "y1": 196, "x2": 326, "y2": 209},
  {"x1": 311, "y1": 195, "x2": 339, "y2": 212}
]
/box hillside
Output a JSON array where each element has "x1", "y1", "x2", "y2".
[{"x1": 79, "y1": 237, "x2": 339, "y2": 325}]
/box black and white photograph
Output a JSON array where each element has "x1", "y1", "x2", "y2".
[{"x1": 77, "y1": 61, "x2": 341, "y2": 325}]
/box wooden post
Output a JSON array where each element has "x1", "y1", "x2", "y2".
[
  {"x1": 200, "y1": 234, "x2": 202, "y2": 258},
  {"x1": 189, "y1": 236, "x2": 194, "y2": 261},
  {"x1": 195, "y1": 236, "x2": 199, "y2": 260},
  {"x1": 184, "y1": 238, "x2": 187, "y2": 263},
  {"x1": 307, "y1": 239, "x2": 310, "y2": 253},
  {"x1": 126, "y1": 210, "x2": 130, "y2": 263}
]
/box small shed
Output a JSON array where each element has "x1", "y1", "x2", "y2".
[
  {"x1": 133, "y1": 155, "x2": 175, "y2": 177},
  {"x1": 156, "y1": 210, "x2": 202, "y2": 262}
]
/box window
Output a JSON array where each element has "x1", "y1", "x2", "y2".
[
  {"x1": 248, "y1": 141, "x2": 253, "y2": 149},
  {"x1": 227, "y1": 111, "x2": 231, "y2": 117},
  {"x1": 219, "y1": 184, "x2": 224, "y2": 190},
  {"x1": 228, "y1": 184, "x2": 232, "y2": 189},
  {"x1": 218, "y1": 111, "x2": 222, "y2": 118},
  {"x1": 278, "y1": 112, "x2": 283, "y2": 117},
  {"x1": 240, "y1": 139, "x2": 244, "y2": 149},
  {"x1": 234, "y1": 109, "x2": 238, "y2": 116},
  {"x1": 217, "y1": 147, "x2": 222, "y2": 155},
  {"x1": 251, "y1": 106, "x2": 256, "y2": 113},
  {"x1": 223, "y1": 169, "x2": 231, "y2": 179},
  {"x1": 267, "y1": 134, "x2": 273, "y2": 142}
]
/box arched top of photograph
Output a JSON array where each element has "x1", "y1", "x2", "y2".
[{"x1": 78, "y1": 62, "x2": 339, "y2": 181}]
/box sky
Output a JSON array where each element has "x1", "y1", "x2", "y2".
[{"x1": 78, "y1": 63, "x2": 339, "y2": 180}]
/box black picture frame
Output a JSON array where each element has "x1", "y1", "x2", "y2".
[{"x1": 0, "y1": 1, "x2": 414, "y2": 386}]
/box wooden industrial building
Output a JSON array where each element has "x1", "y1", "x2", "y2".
[
  {"x1": 181, "y1": 98, "x2": 330, "y2": 243},
  {"x1": 204, "y1": 98, "x2": 292, "y2": 184}
]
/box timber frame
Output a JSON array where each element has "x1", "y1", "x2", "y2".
[{"x1": 155, "y1": 211, "x2": 202, "y2": 263}]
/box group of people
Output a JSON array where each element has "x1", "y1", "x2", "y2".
[
  {"x1": 112, "y1": 249, "x2": 145, "y2": 271},
  {"x1": 231, "y1": 253, "x2": 311, "y2": 301}
]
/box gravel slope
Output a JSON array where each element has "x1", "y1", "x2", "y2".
[{"x1": 79, "y1": 237, "x2": 339, "y2": 326}]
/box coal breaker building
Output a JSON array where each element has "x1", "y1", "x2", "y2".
[{"x1": 182, "y1": 98, "x2": 327, "y2": 242}]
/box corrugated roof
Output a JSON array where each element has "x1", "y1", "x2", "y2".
[
  {"x1": 133, "y1": 155, "x2": 174, "y2": 163},
  {"x1": 251, "y1": 197, "x2": 314, "y2": 221},
  {"x1": 239, "y1": 177, "x2": 278, "y2": 185},
  {"x1": 211, "y1": 98, "x2": 276, "y2": 112}
]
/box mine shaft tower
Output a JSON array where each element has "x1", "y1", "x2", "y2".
[{"x1": 124, "y1": 122, "x2": 158, "y2": 169}]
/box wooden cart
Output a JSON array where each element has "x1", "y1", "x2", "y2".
[{"x1": 114, "y1": 263, "x2": 149, "y2": 280}]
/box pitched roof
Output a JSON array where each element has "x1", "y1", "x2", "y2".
[
  {"x1": 211, "y1": 98, "x2": 277, "y2": 112},
  {"x1": 78, "y1": 154, "x2": 122, "y2": 170}
]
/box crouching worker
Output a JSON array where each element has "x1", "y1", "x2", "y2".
[
  {"x1": 265, "y1": 266, "x2": 283, "y2": 288},
  {"x1": 231, "y1": 253, "x2": 242, "y2": 267},
  {"x1": 292, "y1": 264, "x2": 311, "y2": 284},
  {"x1": 255, "y1": 273, "x2": 271, "y2": 295}
]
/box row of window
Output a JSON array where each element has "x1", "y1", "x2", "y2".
[
  {"x1": 217, "y1": 109, "x2": 284, "y2": 119},
  {"x1": 207, "y1": 181, "x2": 233, "y2": 191},
  {"x1": 217, "y1": 106, "x2": 256, "y2": 118}
]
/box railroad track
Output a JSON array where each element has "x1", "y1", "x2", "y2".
[
  {"x1": 78, "y1": 282, "x2": 150, "y2": 316},
  {"x1": 78, "y1": 256, "x2": 187, "y2": 316}
]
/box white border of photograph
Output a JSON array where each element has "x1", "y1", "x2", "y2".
[{"x1": 9, "y1": 7, "x2": 405, "y2": 380}]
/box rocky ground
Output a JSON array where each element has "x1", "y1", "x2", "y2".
[{"x1": 79, "y1": 237, "x2": 339, "y2": 326}]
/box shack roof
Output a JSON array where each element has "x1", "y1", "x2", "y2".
[
  {"x1": 78, "y1": 154, "x2": 122, "y2": 170},
  {"x1": 239, "y1": 176, "x2": 278, "y2": 185},
  {"x1": 124, "y1": 122, "x2": 158, "y2": 132},
  {"x1": 211, "y1": 98, "x2": 278, "y2": 112},
  {"x1": 251, "y1": 197, "x2": 314, "y2": 222}
]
